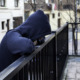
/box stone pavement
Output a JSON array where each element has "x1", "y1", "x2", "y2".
[
  {"x1": 62, "y1": 31, "x2": 80, "y2": 80},
  {"x1": 62, "y1": 56, "x2": 80, "y2": 80},
  {"x1": 68, "y1": 39, "x2": 80, "y2": 55}
]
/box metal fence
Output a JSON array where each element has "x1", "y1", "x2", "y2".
[{"x1": 0, "y1": 23, "x2": 68, "y2": 80}]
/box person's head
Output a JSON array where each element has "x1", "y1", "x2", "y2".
[{"x1": 15, "y1": 10, "x2": 51, "y2": 42}]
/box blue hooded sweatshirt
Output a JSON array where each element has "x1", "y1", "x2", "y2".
[{"x1": 0, "y1": 10, "x2": 51, "y2": 72}]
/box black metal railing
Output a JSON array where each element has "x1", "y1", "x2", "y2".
[{"x1": 0, "y1": 23, "x2": 68, "y2": 80}]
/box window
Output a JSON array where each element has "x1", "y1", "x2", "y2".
[
  {"x1": 6, "y1": 19, "x2": 10, "y2": 31},
  {"x1": 79, "y1": 18, "x2": 80, "y2": 22},
  {"x1": 32, "y1": 0, "x2": 37, "y2": 3},
  {"x1": 46, "y1": 14, "x2": 49, "y2": 21},
  {"x1": 67, "y1": 0, "x2": 68, "y2": 3},
  {"x1": 58, "y1": 18, "x2": 61, "y2": 28},
  {"x1": 24, "y1": 0, "x2": 28, "y2": 2},
  {"x1": 0, "y1": 0, "x2": 5, "y2": 7},
  {"x1": 2, "y1": 21, "x2": 5, "y2": 30},
  {"x1": 25, "y1": 0, "x2": 28, "y2": 1},
  {"x1": 32, "y1": 0, "x2": 34, "y2": 3},
  {"x1": 58, "y1": 13, "x2": 60, "y2": 17},
  {"x1": 52, "y1": 13, "x2": 55, "y2": 18},
  {"x1": 13, "y1": 17, "x2": 22, "y2": 28},
  {"x1": 45, "y1": 0, "x2": 54, "y2": 3},
  {"x1": 51, "y1": 0, "x2": 54, "y2": 3},
  {"x1": 15, "y1": 0, "x2": 19, "y2": 7},
  {"x1": 63, "y1": 4, "x2": 72, "y2": 10},
  {"x1": 25, "y1": 11, "x2": 29, "y2": 20}
]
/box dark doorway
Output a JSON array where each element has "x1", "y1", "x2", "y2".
[
  {"x1": 13, "y1": 17, "x2": 23, "y2": 28},
  {"x1": 7, "y1": 19, "x2": 10, "y2": 31}
]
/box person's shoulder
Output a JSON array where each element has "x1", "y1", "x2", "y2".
[{"x1": 7, "y1": 30, "x2": 21, "y2": 37}]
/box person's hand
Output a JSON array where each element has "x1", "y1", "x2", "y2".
[
  {"x1": 33, "y1": 40, "x2": 38, "y2": 46},
  {"x1": 33, "y1": 37, "x2": 45, "y2": 46},
  {"x1": 37, "y1": 37, "x2": 45, "y2": 45}
]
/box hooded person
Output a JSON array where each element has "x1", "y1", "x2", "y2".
[{"x1": 0, "y1": 10, "x2": 51, "y2": 72}]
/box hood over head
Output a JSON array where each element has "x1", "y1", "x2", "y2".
[{"x1": 15, "y1": 10, "x2": 51, "y2": 41}]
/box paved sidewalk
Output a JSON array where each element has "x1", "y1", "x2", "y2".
[
  {"x1": 62, "y1": 32, "x2": 80, "y2": 80},
  {"x1": 69, "y1": 40, "x2": 80, "y2": 55},
  {"x1": 62, "y1": 56, "x2": 80, "y2": 80}
]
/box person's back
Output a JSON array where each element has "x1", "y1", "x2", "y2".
[
  {"x1": 0, "y1": 33, "x2": 21, "y2": 71},
  {"x1": 0, "y1": 30, "x2": 34, "y2": 72},
  {"x1": 0, "y1": 10, "x2": 51, "y2": 72}
]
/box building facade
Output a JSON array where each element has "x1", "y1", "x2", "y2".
[
  {"x1": 77, "y1": 0, "x2": 80, "y2": 23},
  {"x1": 0, "y1": 0, "x2": 24, "y2": 41},
  {"x1": 57, "y1": 0, "x2": 75, "y2": 25},
  {"x1": 24, "y1": 0, "x2": 61, "y2": 31}
]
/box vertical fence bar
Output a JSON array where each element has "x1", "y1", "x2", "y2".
[
  {"x1": 30, "y1": 61, "x2": 32, "y2": 80},
  {"x1": 36, "y1": 54, "x2": 39, "y2": 80},
  {"x1": 11, "y1": 73, "x2": 19, "y2": 80},
  {"x1": 41, "y1": 49, "x2": 44, "y2": 80},
  {"x1": 19, "y1": 68, "x2": 24, "y2": 80},
  {"x1": 33, "y1": 57, "x2": 35, "y2": 80},
  {"x1": 38, "y1": 52, "x2": 41, "y2": 80},
  {"x1": 43, "y1": 47, "x2": 46, "y2": 80},
  {"x1": 45, "y1": 45, "x2": 49, "y2": 80},
  {"x1": 47, "y1": 39, "x2": 56, "y2": 80},
  {"x1": 35, "y1": 55, "x2": 38, "y2": 80},
  {"x1": 35, "y1": 56, "x2": 37, "y2": 80},
  {"x1": 37, "y1": 53, "x2": 40, "y2": 80},
  {"x1": 43, "y1": 48, "x2": 46, "y2": 80},
  {"x1": 24, "y1": 64, "x2": 28, "y2": 80}
]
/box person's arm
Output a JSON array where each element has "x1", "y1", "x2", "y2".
[{"x1": 7, "y1": 32, "x2": 35, "y2": 55}]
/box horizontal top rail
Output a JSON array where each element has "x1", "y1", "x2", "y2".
[
  {"x1": 0, "y1": 23, "x2": 68, "y2": 80},
  {"x1": 0, "y1": 34, "x2": 55, "y2": 80},
  {"x1": 56, "y1": 23, "x2": 68, "y2": 35}
]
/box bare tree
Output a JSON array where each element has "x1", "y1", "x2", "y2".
[
  {"x1": 27, "y1": 0, "x2": 47, "y2": 12},
  {"x1": 28, "y1": 0, "x2": 36, "y2": 11}
]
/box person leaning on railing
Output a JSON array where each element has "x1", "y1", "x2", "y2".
[{"x1": 0, "y1": 10, "x2": 51, "y2": 72}]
